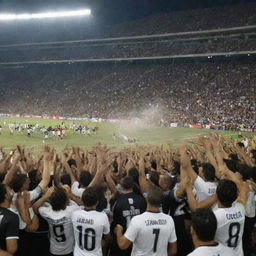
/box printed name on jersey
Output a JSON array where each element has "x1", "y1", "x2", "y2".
[
  {"x1": 122, "y1": 208, "x2": 141, "y2": 217},
  {"x1": 76, "y1": 218, "x2": 94, "y2": 225},
  {"x1": 145, "y1": 219, "x2": 167, "y2": 226},
  {"x1": 46, "y1": 216, "x2": 68, "y2": 225},
  {"x1": 226, "y1": 211, "x2": 242, "y2": 220}
]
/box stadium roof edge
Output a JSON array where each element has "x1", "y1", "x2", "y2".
[
  {"x1": 0, "y1": 50, "x2": 255, "y2": 67},
  {"x1": 0, "y1": 24, "x2": 256, "y2": 49}
]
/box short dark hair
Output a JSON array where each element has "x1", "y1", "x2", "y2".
[
  {"x1": 49, "y1": 187, "x2": 68, "y2": 211},
  {"x1": 9, "y1": 173, "x2": 28, "y2": 192},
  {"x1": 149, "y1": 171, "x2": 160, "y2": 187},
  {"x1": 127, "y1": 168, "x2": 139, "y2": 184},
  {"x1": 202, "y1": 163, "x2": 216, "y2": 182},
  {"x1": 237, "y1": 142, "x2": 245, "y2": 148},
  {"x1": 147, "y1": 187, "x2": 163, "y2": 207},
  {"x1": 28, "y1": 169, "x2": 40, "y2": 190},
  {"x1": 224, "y1": 159, "x2": 238, "y2": 173},
  {"x1": 237, "y1": 164, "x2": 252, "y2": 181},
  {"x1": 79, "y1": 171, "x2": 92, "y2": 188},
  {"x1": 120, "y1": 176, "x2": 134, "y2": 190},
  {"x1": 82, "y1": 187, "x2": 98, "y2": 207},
  {"x1": 67, "y1": 159, "x2": 77, "y2": 167},
  {"x1": 191, "y1": 208, "x2": 217, "y2": 242},
  {"x1": 216, "y1": 179, "x2": 237, "y2": 207},
  {"x1": 229, "y1": 154, "x2": 239, "y2": 162},
  {"x1": 0, "y1": 184, "x2": 7, "y2": 204},
  {"x1": 60, "y1": 173, "x2": 72, "y2": 186}
]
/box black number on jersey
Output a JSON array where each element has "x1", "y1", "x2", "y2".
[
  {"x1": 53, "y1": 224, "x2": 66, "y2": 242},
  {"x1": 152, "y1": 228, "x2": 160, "y2": 252},
  {"x1": 77, "y1": 226, "x2": 96, "y2": 251},
  {"x1": 227, "y1": 222, "x2": 240, "y2": 248}
]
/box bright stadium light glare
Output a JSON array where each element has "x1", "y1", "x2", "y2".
[{"x1": 0, "y1": 9, "x2": 91, "y2": 21}]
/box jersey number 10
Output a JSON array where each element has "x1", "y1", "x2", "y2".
[{"x1": 77, "y1": 226, "x2": 96, "y2": 251}]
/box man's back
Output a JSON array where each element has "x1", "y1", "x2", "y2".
[
  {"x1": 110, "y1": 192, "x2": 146, "y2": 256},
  {"x1": 124, "y1": 211, "x2": 177, "y2": 256},
  {"x1": 39, "y1": 203, "x2": 79, "y2": 255},
  {"x1": 188, "y1": 243, "x2": 234, "y2": 256},
  {"x1": 214, "y1": 201, "x2": 245, "y2": 256},
  {"x1": 71, "y1": 209, "x2": 110, "y2": 256},
  {"x1": 194, "y1": 176, "x2": 217, "y2": 202},
  {"x1": 112, "y1": 192, "x2": 146, "y2": 229},
  {"x1": 0, "y1": 207, "x2": 19, "y2": 251}
]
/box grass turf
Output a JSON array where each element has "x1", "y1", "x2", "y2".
[{"x1": 0, "y1": 117, "x2": 254, "y2": 154}]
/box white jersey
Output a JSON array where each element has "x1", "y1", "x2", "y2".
[
  {"x1": 214, "y1": 201, "x2": 245, "y2": 256},
  {"x1": 187, "y1": 243, "x2": 234, "y2": 256},
  {"x1": 71, "y1": 181, "x2": 85, "y2": 199},
  {"x1": 194, "y1": 176, "x2": 217, "y2": 202},
  {"x1": 39, "y1": 203, "x2": 80, "y2": 255},
  {"x1": 71, "y1": 209, "x2": 110, "y2": 256},
  {"x1": 10, "y1": 186, "x2": 42, "y2": 229},
  {"x1": 245, "y1": 191, "x2": 255, "y2": 218},
  {"x1": 124, "y1": 211, "x2": 177, "y2": 256}
]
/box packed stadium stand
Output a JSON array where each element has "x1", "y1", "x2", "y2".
[{"x1": 0, "y1": 2, "x2": 255, "y2": 129}]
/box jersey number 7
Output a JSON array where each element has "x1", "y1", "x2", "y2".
[{"x1": 153, "y1": 229, "x2": 160, "y2": 252}]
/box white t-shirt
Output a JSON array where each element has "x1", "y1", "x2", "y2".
[
  {"x1": 71, "y1": 209, "x2": 110, "y2": 256},
  {"x1": 39, "y1": 202, "x2": 80, "y2": 255},
  {"x1": 187, "y1": 243, "x2": 234, "y2": 256},
  {"x1": 124, "y1": 211, "x2": 177, "y2": 256},
  {"x1": 194, "y1": 176, "x2": 216, "y2": 202},
  {"x1": 245, "y1": 191, "x2": 255, "y2": 218},
  {"x1": 71, "y1": 182, "x2": 85, "y2": 199},
  {"x1": 214, "y1": 202, "x2": 245, "y2": 256},
  {"x1": 11, "y1": 186, "x2": 42, "y2": 229}
]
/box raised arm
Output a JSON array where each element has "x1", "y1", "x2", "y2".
[
  {"x1": 16, "y1": 192, "x2": 39, "y2": 232},
  {"x1": 61, "y1": 152, "x2": 77, "y2": 184},
  {"x1": 33, "y1": 187, "x2": 54, "y2": 215},
  {"x1": 88, "y1": 147, "x2": 109, "y2": 188},
  {"x1": 179, "y1": 145, "x2": 197, "y2": 182},
  {"x1": 3, "y1": 157, "x2": 19, "y2": 186},
  {"x1": 37, "y1": 146, "x2": 53, "y2": 191},
  {"x1": 185, "y1": 178, "x2": 217, "y2": 211},
  {"x1": 138, "y1": 151, "x2": 150, "y2": 193}
]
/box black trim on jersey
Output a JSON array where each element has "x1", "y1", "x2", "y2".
[
  {"x1": 201, "y1": 242, "x2": 219, "y2": 247},
  {"x1": 83, "y1": 208, "x2": 95, "y2": 212}
]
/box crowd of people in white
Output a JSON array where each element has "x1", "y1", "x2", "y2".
[{"x1": 0, "y1": 134, "x2": 255, "y2": 256}]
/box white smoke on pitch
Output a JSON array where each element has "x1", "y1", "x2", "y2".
[{"x1": 117, "y1": 104, "x2": 165, "y2": 134}]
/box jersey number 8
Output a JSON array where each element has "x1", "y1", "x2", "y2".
[{"x1": 227, "y1": 222, "x2": 240, "y2": 248}]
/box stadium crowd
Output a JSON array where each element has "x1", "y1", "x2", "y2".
[
  {"x1": 0, "y1": 134, "x2": 255, "y2": 256},
  {"x1": 1, "y1": 36, "x2": 256, "y2": 62},
  {"x1": 0, "y1": 60, "x2": 254, "y2": 130}
]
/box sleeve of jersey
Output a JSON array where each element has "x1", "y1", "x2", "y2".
[
  {"x1": 29, "y1": 186, "x2": 42, "y2": 201},
  {"x1": 103, "y1": 213, "x2": 110, "y2": 235},
  {"x1": 124, "y1": 217, "x2": 138, "y2": 243},
  {"x1": 71, "y1": 181, "x2": 84, "y2": 198},
  {"x1": 38, "y1": 203, "x2": 51, "y2": 218},
  {"x1": 6, "y1": 214, "x2": 19, "y2": 240},
  {"x1": 193, "y1": 176, "x2": 204, "y2": 192},
  {"x1": 168, "y1": 218, "x2": 177, "y2": 243}
]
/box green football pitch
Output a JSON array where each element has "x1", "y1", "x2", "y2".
[{"x1": 0, "y1": 117, "x2": 254, "y2": 154}]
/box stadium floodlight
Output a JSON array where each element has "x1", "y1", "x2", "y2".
[{"x1": 0, "y1": 9, "x2": 91, "y2": 21}]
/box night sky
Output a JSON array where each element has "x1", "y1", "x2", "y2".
[{"x1": 0, "y1": 0, "x2": 256, "y2": 23}]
